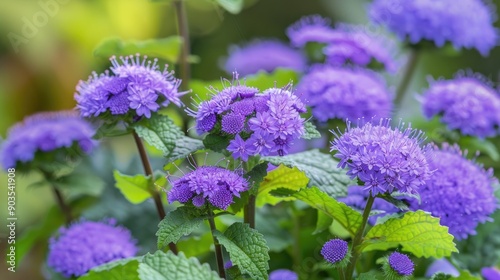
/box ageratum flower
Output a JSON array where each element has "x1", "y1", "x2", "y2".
[
  {"x1": 269, "y1": 269, "x2": 298, "y2": 280},
  {"x1": 75, "y1": 54, "x2": 183, "y2": 119},
  {"x1": 47, "y1": 219, "x2": 138, "y2": 277},
  {"x1": 383, "y1": 252, "x2": 414, "y2": 278},
  {"x1": 223, "y1": 40, "x2": 307, "y2": 76},
  {"x1": 321, "y1": 239, "x2": 350, "y2": 266},
  {"x1": 425, "y1": 259, "x2": 459, "y2": 278},
  {"x1": 0, "y1": 111, "x2": 96, "y2": 170},
  {"x1": 411, "y1": 144, "x2": 498, "y2": 240},
  {"x1": 331, "y1": 119, "x2": 431, "y2": 196},
  {"x1": 167, "y1": 166, "x2": 249, "y2": 210},
  {"x1": 297, "y1": 66, "x2": 393, "y2": 122},
  {"x1": 369, "y1": 0, "x2": 498, "y2": 55},
  {"x1": 189, "y1": 78, "x2": 306, "y2": 160},
  {"x1": 421, "y1": 74, "x2": 500, "y2": 138},
  {"x1": 286, "y1": 15, "x2": 338, "y2": 47},
  {"x1": 482, "y1": 267, "x2": 500, "y2": 280}
]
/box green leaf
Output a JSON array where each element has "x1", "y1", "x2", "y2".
[
  {"x1": 262, "y1": 149, "x2": 354, "y2": 198},
  {"x1": 94, "y1": 37, "x2": 182, "y2": 64},
  {"x1": 133, "y1": 115, "x2": 183, "y2": 156},
  {"x1": 113, "y1": 170, "x2": 152, "y2": 204},
  {"x1": 256, "y1": 165, "x2": 309, "y2": 207},
  {"x1": 362, "y1": 210, "x2": 458, "y2": 258},
  {"x1": 214, "y1": 0, "x2": 244, "y2": 14},
  {"x1": 376, "y1": 193, "x2": 409, "y2": 211},
  {"x1": 213, "y1": 223, "x2": 270, "y2": 280},
  {"x1": 459, "y1": 137, "x2": 499, "y2": 162},
  {"x1": 452, "y1": 270, "x2": 481, "y2": 280},
  {"x1": 431, "y1": 273, "x2": 452, "y2": 280},
  {"x1": 314, "y1": 210, "x2": 333, "y2": 235},
  {"x1": 244, "y1": 162, "x2": 269, "y2": 194},
  {"x1": 303, "y1": 121, "x2": 322, "y2": 139},
  {"x1": 284, "y1": 187, "x2": 362, "y2": 236},
  {"x1": 79, "y1": 259, "x2": 140, "y2": 280},
  {"x1": 164, "y1": 135, "x2": 204, "y2": 164},
  {"x1": 357, "y1": 270, "x2": 383, "y2": 280},
  {"x1": 137, "y1": 251, "x2": 221, "y2": 280},
  {"x1": 54, "y1": 172, "x2": 106, "y2": 198},
  {"x1": 202, "y1": 134, "x2": 230, "y2": 153},
  {"x1": 156, "y1": 207, "x2": 206, "y2": 249}
]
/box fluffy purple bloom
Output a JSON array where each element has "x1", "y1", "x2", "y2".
[
  {"x1": 297, "y1": 66, "x2": 393, "y2": 122},
  {"x1": 421, "y1": 74, "x2": 500, "y2": 138},
  {"x1": 321, "y1": 239, "x2": 349, "y2": 264},
  {"x1": 269, "y1": 269, "x2": 298, "y2": 280},
  {"x1": 222, "y1": 113, "x2": 246, "y2": 134},
  {"x1": 410, "y1": 144, "x2": 498, "y2": 240},
  {"x1": 331, "y1": 119, "x2": 431, "y2": 196},
  {"x1": 425, "y1": 258, "x2": 459, "y2": 278},
  {"x1": 223, "y1": 40, "x2": 307, "y2": 76},
  {"x1": 286, "y1": 15, "x2": 339, "y2": 47},
  {"x1": 388, "y1": 252, "x2": 414, "y2": 276},
  {"x1": 47, "y1": 219, "x2": 138, "y2": 277},
  {"x1": 167, "y1": 166, "x2": 249, "y2": 210},
  {"x1": 0, "y1": 111, "x2": 96, "y2": 170},
  {"x1": 482, "y1": 267, "x2": 500, "y2": 280},
  {"x1": 369, "y1": 0, "x2": 498, "y2": 55},
  {"x1": 75, "y1": 54, "x2": 183, "y2": 120}
]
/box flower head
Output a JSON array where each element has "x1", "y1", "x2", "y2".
[
  {"x1": 297, "y1": 66, "x2": 393, "y2": 122},
  {"x1": 286, "y1": 15, "x2": 338, "y2": 47},
  {"x1": 269, "y1": 269, "x2": 298, "y2": 280},
  {"x1": 421, "y1": 74, "x2": 500, "y2": 138},
  {"x1": 482, "y1": 267, "x2": 500, "y2": 280},
  {"x1": 321, "y1": 238, "x2": 350, "y2": 266},
  {"x1": 410, "y1": 144, "x2": 498, "y2": 240},
  {"x1": 75, "y1": 54, "x2": 183, "y2": 120},
  {"x1": 47, "y1": 219, "x2": 138, "y2": 277},
  {"x1": 369, "y1": 0, "x2": 498, "y2": 55},
  {"x1": 385, "y1": 252, "x2": 414, "y2": 277},
  {"x1": 0, "y1": 111, "x2": 96, "y2": 170},
  {"x1": 167, "y1": 166, "x2": 249, "y2": 210},
  {"x1": 223, "y1": 40, "x2": 307, "y2": 76},
  {"x1": 331, "y1": 119, "x2": 431, "y2": 196}
]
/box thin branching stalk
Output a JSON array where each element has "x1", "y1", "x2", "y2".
[
  {"x1": 208, "y1": 214, "x2": 226, "y2": 279},
  {"x1": 394, "y1": 49, "x2": 420, "y2": 109},
  {"x1": 173, "y1": 0, "x2": 191, "y2": 91}
]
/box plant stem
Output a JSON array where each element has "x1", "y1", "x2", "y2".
[
  {"x1": 338, "y1": 268, "x2": 346, "y2": 280},
  {"x1": 345, "y1": 194, "x2": 375, "y2": 280},
  {"x1": 51, "y1": 185, "x2": 73, "y2": 225},
  {"x1": 394, "y1": 49, "x2": 420, "y2": 109},
  {"x1": 173, "y1": 0, "x2": 190, "y2": 91},
  {"x1": 244, "y1": 194, "x2": 256, "y2": 228},
  {"x1": 208, "y1": 215, "x2": 226, "y2": 279},
  {"x1": 132, "y1": 130, "x2": 178, "y2": 254}
]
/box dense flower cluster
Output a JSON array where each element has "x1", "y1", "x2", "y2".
[
  {"x1": 0, "y1": 111, "x2": 96, "y2": 170},
  {"x1": 167, "y1": 166, "x2": 249, "y2": 210},
  {"x1": 47, "y1": 219, "x2": 138, "y2": 277},
  {"x1": 297, "y1": 66, "x2": 393, "y2": 122},
  {"x1": 321, "y1": 238, "x2": 349, "y2": 265},
  {"x1": 331, "y1": 119, "x2": 431, "y2": 196},
  {"x1": 421, "y1": 75, "x2": 500, "y2": 138},
  {"x1": 369, "y1": 0, "x2": 498, "y2": 55},
  {"x1": 269, "y1": 269, "x2": 298, "y2": 280},
  {"x1": 223, "y1": 40, "x2": 307, "y2": 76},
  {"x1": 410, "y1": 144, "x2": 497, "y2": 240},
  {"x1": 75, "y1": 54, "x2": 183, "y2": 119},
  {"x1": 190, "y1": 80, "x2": 306, "y2": 160},
  {"x1": 387, "y1": 252, "x2": 414, "y2": 277}
]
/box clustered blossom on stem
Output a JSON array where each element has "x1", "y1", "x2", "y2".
[
  {"x1": 331, "y1": 119, "x2": 431, "y2": 196},
  {"x1": 383, "y1": 252, "x2": 414, "y2": 279},
  {"x1": 297, "y1": 66, "x2": 393, "y2": 122},
  {"x1": 369, "y1": 0, "x2": 498, "y2": 55},
  {"x1": 269, "y1": 269, "x2": 298, "y2": 280},
  {"x1": 287, "y1": 15, "x2": 398, "y2": 72},
  {"x1": 321, "y1": 238, "x2": 350, "y2": 266},
  {"x1": 189, "y1": 76, "x2": 306, "y2": 160},
  {"x1": 223, "y1": 40, "x2": 307, "y2": 76},
  {"x1": 75, "y1": 54, "x2": 184, "y2": 120},
  {"x1": 47, "y1": 219, "x2": 138, "y2": 277},
  {"x1": 167, "y1": 166, "x2": 249, "y2": 210},
  {"x1": 421, "y1": 74, "x2": 500, "y2": 138},
  {"x1": 0, "y1": 111, "x2": 96, "y2": 170},
  {"x1": 410, "y1": 144, "x2": 498, "y2": 240}
]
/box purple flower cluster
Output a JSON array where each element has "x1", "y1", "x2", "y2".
[
  {"x1": 331, "y1": 119, "x2": 431, "y2": 196},
  {"x1": 269, "y1": 269, "x2": 298, "y2": 280},
  {"x1": 369, "y1": 0, "x2": 498, "y2": 55},
  {"x1": 411, "y1": 144, "x2": 497, "y2": 240},
  {"x1": 297, "y1": 66, "x2": 393, "y2": 122},
  {"x1": 47, "y1": 219, "x2": 138, "y2": 277},
  {"x1": 321, "y1": 238, "x2": 349, "y2": 264},
  {"x1": 190, "y1": 80, "x2": 306, "y2": 160},
  {"x1": 223, "y1": 40, "x2": 307, "y2": 76},
  {"x1": 287, "y1": 15, "x2": 398, "y2": 72},
  {"x1": 75, "y1": 54, "x2": 183, "y2": 119},
  {"x1": 0, "y1": 111, "x2": 96, "y2": 170},
  {"x1": 387, "y1": 252, "x2": 414, "y2": 276},
  {"x1": 167, "y1": 166, "x2": 249, "y2": 210},
  {"x1": 482, "y1": 267, "x2": 500, "y2": 280},
  {"x1": 421, "y1": 75, "x2": 500, "y2": 138}
]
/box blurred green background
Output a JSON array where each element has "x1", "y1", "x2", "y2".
[{"x1": 1, "y1": 0, "x2": 500, "y2": 279}]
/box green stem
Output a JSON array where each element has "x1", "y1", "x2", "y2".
[
  {"x1": 173, "y1": 0, "x2": 190, "y2": 91},
  {"x1": 291, "y1": 204, "x2": 302, "y2": 270},
  {"x1": 51, "y1": 184, "x2": 73, "y2": 225},
  {"x1": 244, "y1": 195, "x2": 256, "y2": 228},
  {"x1": 394, "y1": 49, "x2": 420, "y2": 109},
  {"x1": 338, "y1": 267, "x2": 346, "y2": 280},
  {"x1": 208, "y1": 214, "x2": 226, "y2": 279},
  {"x1": 345, "y1": 194, "x2": 375, "y2": 280},
  {"x1": 132, "y1": 130, "x2": 178, "y2": 254}
]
